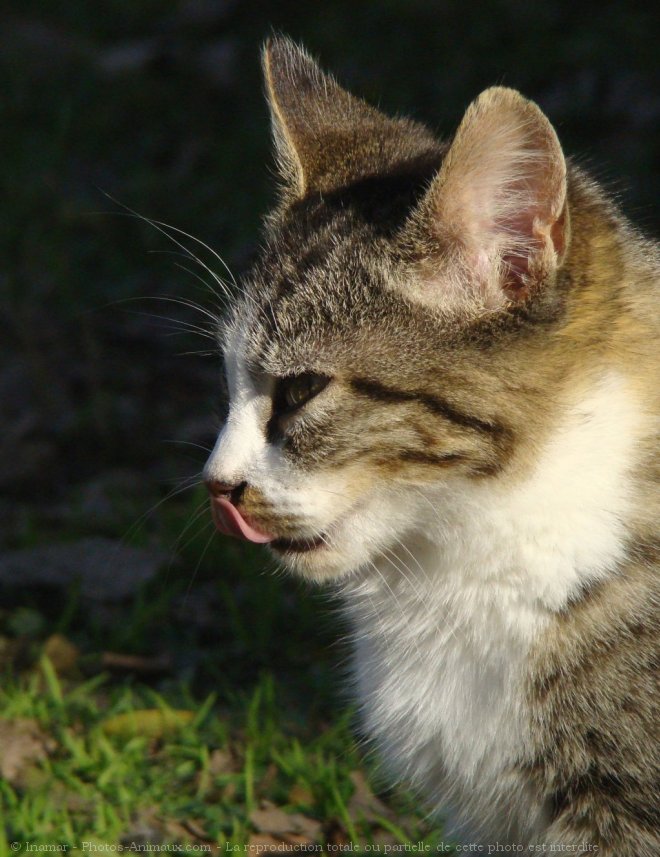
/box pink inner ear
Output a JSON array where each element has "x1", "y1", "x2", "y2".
[
  {"x1": 501, "y1": 251, "x2": 532, "y2": 298},
  {"x1": 503, "y1": 201, "x2": 568, "y2": 299},
  {"x1": 421, "y1": 88, "x2": 567, "y2": 308},
  {"x1": 496, "y1": 205, "x2": 542, "y2": 298}
]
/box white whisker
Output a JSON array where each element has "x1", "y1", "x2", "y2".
[{"x1": 122, "y1": 477, "x2": 202, "y2": 544}]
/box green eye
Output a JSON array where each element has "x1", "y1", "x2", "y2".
[{"x1": 279, "y1": 373, "x2": 330, "y2": 412}]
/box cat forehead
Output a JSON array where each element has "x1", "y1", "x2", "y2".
[
  {"x1": 222, "y1": 154, "x2": 468, "y2": 375},
  {"x1": 230, "y1": 264, "x2": 390, "y2": 375},
  {"x1": 226, "y1": 209, "x2": 402, "y2": 374}
]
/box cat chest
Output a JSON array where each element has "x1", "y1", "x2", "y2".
[{"x1": 348, "y1": 581, "x2": 540, "y2": 795}]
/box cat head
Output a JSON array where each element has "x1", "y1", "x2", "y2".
[{"x1": 203, "y1": 37, "x2": 569, "y2": 582}]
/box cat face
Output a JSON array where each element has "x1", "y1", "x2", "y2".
[
  {"x1": 206, "y1": 211, "x2": 510, "y2": 581},
  {"x1": 204, "y1": 38, "x2": 568, "y2": 581}
]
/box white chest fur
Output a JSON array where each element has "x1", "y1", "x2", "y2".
[
  {"x1": 345, "y1": 550, "x2": 549, "y2": 841},
  {"x1": 341, "y1": 374, "x2": 643, "y2": 840}
]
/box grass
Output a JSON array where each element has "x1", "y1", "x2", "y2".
[
  {"x1": 0, "y1": 659, "x2": 445, "y2": 850},
  {"x1": 0, "y1": 485, "x2": 447, "y2": 849}
]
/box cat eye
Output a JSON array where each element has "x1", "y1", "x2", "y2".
[{"x1": 276, "y1": 372, "x2": 331, "y2": 414}]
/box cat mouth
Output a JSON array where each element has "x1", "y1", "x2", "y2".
[
  {"x1": 211, "y1": 495, "x2": 328, "y2": 554},
  {"x1": 270, "y1": 533, "x2": 327, "y2": 554},
  {"x1": 270, "y1": 495, "x2": 367, "y2": 557}
]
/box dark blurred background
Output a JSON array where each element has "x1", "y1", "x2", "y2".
[{"x1": 0, "y1": 0, "x2": 658, "y2": 699}]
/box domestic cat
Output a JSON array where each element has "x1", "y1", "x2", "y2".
[{"x1": 203, "y1": 37, "x2": 659, "y2": 854}]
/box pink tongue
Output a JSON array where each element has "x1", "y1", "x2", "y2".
[{"x1": 211, "y1": 497, "x2": 274, "y2": 544}]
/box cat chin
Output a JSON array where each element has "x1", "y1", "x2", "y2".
[
  {"x1": 269, "y1": 540, "x2": 363, "y2": 582},
  {"x1": 269, "y1": 487, "x2": 420, "y2": 582}
]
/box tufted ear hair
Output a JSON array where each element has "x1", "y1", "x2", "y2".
[
  {"x1": 262, "y1": 36, "x2": 437, "y2": 199},
  {"x1": 407, "y1": 86, "x2": 569, "y2": 310}
]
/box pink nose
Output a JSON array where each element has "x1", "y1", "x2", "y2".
[{"x1": 205, "y1": 481, "x2": 274, "y2": 544}]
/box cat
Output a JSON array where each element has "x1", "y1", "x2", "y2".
[{"x1": 203, "y1": 37, "x2": 659, "y2": 855}]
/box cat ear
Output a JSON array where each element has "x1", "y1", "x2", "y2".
[
  {"x1": 262, "y1": 36, "x2": 435, "y2": 198},
  {"x1": 409, "y1": 87, "x2": 568, "y2": 309}
]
